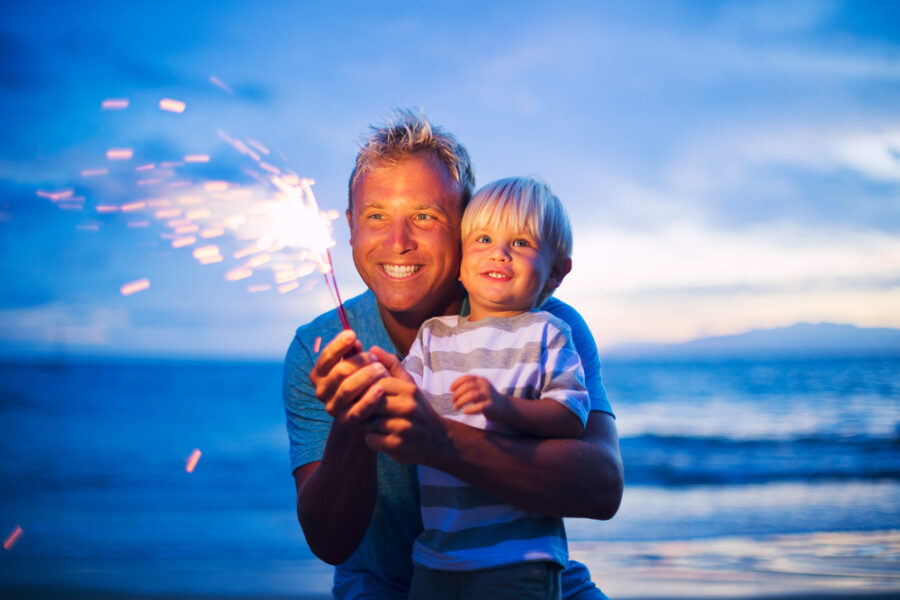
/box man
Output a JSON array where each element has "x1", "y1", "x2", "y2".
[{"x1": 283, "y1": 110, "x2": 623, "y2": 599}]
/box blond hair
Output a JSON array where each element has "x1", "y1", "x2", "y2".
[
  {"x1": 348, "y1": 108, "x2": 475, "y2": 211},
  {"x1": 462, "y1": 177, "x2": 573, "y2": 305}
]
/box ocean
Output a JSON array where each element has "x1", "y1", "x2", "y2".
[{"x1": 0, "y1": 356, "x2": 897, "y2": 597}]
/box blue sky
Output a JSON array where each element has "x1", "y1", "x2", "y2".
[{"x1": 1, "y1": 0, "x2": 898, "y2": 358}]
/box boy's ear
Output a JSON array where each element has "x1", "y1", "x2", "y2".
[{"x1": 546, "y1": 257, "x2": 572, "y2": 290}]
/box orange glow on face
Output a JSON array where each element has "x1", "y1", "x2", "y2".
[
  {"x1": 106, "y1": 148, "x2": 134, "y2": 161},
  {"x1": 81, "y1": 169, "x2": 109, "y2": 177},
  {"x1": 101, "y1": 98, "x2": 129, "y2": 110},
  {"x1": 120, "y1": 201, "x2": 146, "y2": 212},
  {"x1": 185, "y1": 448, "x2": 202, "y2": 473},
  {"x1": 3, "y1": 526, "x2": 23, "y2": 551},
  {"x1": 184, "y1": 154, "x2": 210, "y2": 163},
  {"x1": 171, "y1": 236, "x2": 196, "y2": 248},
  {"x1": 225, "y1": 267, "x2": 253, "y2": 281},
  {"x1": 120, "y1": 278, "x2": 150, "y2": 296},
  {"x1": 313, "y1": 337, "x2": 322, "y2": 353},
  {"x1": 159, "y1": 98, "x2": 186, "y2": 113}
]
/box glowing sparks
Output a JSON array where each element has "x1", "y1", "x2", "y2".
[
  {"x1": 172, "y1": 236, "x2": 196, "y2": 248},
  {"x1": 178, "y1": 196, "x2": 203, "y2": 205},
  {"x1": 278, "y1": 281, "x2": 300, "y2": 294},
  {"x1": 155, "y1": 208, "x2": 182, "y2": 219},
  {"x1": 159, "y1": 98, "x2": 186, "y2": 113},
  {"x1": 209, "y1": 75, "x2": 233, "y2": 93},
  {"x1": 146, "y1": 198, "x2": 170, "y2": 207},
  {"x1": 36, "y1": 189, "x2": 74, "y2": 201},
  {"x1": 127, "y1": 221, "x2": 150, "y2": 228},
  {"x1": 106, "y1": 148, "x2": 134, "y2": 161},
  {"x1": 81, "y1": 168, "x2": 109, "y2": 177},
  {"x1": 246, "y1": 254, "x2": 271, "y2": 268},
  {"x1": 95, "y1": 205, "x2": 119, "y2": 213},
  {"x1": 200, "y1": 227, "x2": 224, "y2": 239},
  {"x1": 120, "y1": 201, "x2": 146, "y2": 212},
  {"x1": 185, "y1": 449, "x2": 202, "y2": 473},
  {"x1": 258, "y1": 161, "x2": 280, "y2": 174},
  {"x1": 186, "y1": 208, "x2": 211, "y2": 220},
  {"x1": 137, "y1": 178, "x2": 161, "y2": 186},
  {"x1": 225, "y1": 267, "x2": 253, "y2": 281},
  {"x1": 135, "y1": 163, "x2": 155, "y2": 171},
  {"x1": 175, "y1": 224, "x2": 199, "y2": 234},
  {"x1": 120, "y1": 278, "x2": 150, "y2": 296},
  {"x1": 204, "y1": 181, "x2": 229, "y2": 192},
  {"x1": 313, "y1": 337, "x2": 322, "y2": 353},
  {"x1": 247, "y1": 284, "x2": 271, "y2": 293},
  {"x1": 101, "y1": 98, "x2": 129, "y2": 110},
  {"x1": 245, "y1": 139, "x2": 270, "y2": 156},
  {"x1": 275, "y1": 270, "x2": 299, "y2": 284},
  {"x1": 184, "y1": 154, "x2": 210, "y2": 163},
  {"x1": 193, "y1": 245, "x2": 220, "y2": 260},
  {"x1": 3, "y1": 526, "x2": 23, "y2": 551}
]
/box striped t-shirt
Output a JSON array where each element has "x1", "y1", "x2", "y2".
[{"x1": 403, "y1": 310, "x2": 590, "y2": 571}]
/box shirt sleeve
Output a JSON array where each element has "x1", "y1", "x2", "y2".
[
  {"x1": 541, "y1": 324, "x2": 590, "y2": 427},
  {"x1": 282, "y1": 330, "x2": 332, "y2": 472},
  {"x1": 541, "y1": 298, "x2": 614, "y2": 417}
]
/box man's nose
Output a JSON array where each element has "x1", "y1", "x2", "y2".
[{"x1": 384, "y1": 220, "x2": 416, "y2": 253}]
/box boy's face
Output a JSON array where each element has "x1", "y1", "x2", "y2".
[{"x1": 459, "y1": 221, "x2": 557, "y2": 321}]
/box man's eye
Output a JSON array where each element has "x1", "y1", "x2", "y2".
[
  {"x1": 414, "y1": 213, "x2": 434, "y2": 221},
  {"x1": 476, "y1": 235, "x2": 491, "y2": 243},
  {"x1": 367, "y1": 213, "x2": 386, "y2": 221}
]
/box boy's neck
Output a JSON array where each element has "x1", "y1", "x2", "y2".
[{"x1": 467, "y1": 306, "x2": 531, "y2": 322}]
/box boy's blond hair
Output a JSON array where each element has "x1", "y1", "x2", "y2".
[{"x1": 461, "y1": 177, "x2": 573, "y2": 306}]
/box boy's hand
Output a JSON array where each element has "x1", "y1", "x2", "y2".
[{"x1": 451, "y1": 375, "x2": 510, "y2": 421}]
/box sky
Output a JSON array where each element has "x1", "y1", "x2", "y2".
[{"x1": 0, "y1": 0, "x2": 898, "y2": 359}]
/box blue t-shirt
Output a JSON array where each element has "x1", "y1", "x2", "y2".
[{"x1": 282, "y1": 290, "x2": 613, "y2": 599}]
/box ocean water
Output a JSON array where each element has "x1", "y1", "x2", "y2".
[{"x1": 0, "y1": 356, "x2": 897, "y2": 594}]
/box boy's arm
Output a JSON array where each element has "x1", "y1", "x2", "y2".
[{"x1": 452, "y1": 375, "x2": 584, "y2": 438}]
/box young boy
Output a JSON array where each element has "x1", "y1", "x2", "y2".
[{"x1": 403, "y1": 177, "x2": 589, "y2": 599}]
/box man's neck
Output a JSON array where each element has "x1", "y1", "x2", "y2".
[{"x1": 378, "y1": 294, "x2": 464, "y2": 356}]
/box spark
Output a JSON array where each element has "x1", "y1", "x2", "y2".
[
  {"x1": 246, "y1": 254, "x2": 271, "y2": 268},
  {"x1": 96, "y1": 205, "x2": 119, "y2": 213},
  {"x1": 200, "y1": 255, "x2": 223, "y2": 264},
  {"x1": 245, "y1": 139, "x2": 270, "y2": 156},
  {"x1": 258, "y1": 162, "x2": 280, "y2": 174},
  {"x1": 223, "y1": 214, "x2": 246, "y2": 229},
  {"x1": 192, "y1": 245, "x2": 220, "y2": 260},
  {"x1": 184, "y1": 154, "x2": 210, "y2": 163},
  {"x1": 275, "y1": 270, "x2": 299, "y2": 284},
  {"x1": 155, "y1": 208, "x2": 182, "y2": 219},
  {"x1": 209, "y1": 75, "x2": 233, "y2": 94},
  {"x1": 178, "y1": 196, "x2": 204, "y2": 205},
  {"x1": 313, "y1": 337, "x2": 322, "y2": 353},
  {"x1": 225, "y1": 267, "x2": 253, "y2": 281},
  {"x1": 120, "y1": 278, "x2": 150, "y2": 296},
  {"x1": 200, "y1": 227, "x2": 224, "y2": 239},
  {"x1": 3, "y1": 526, "x2": 23, "y2": 551},
  {"x1": 204, "y1": 181, "x2": 229, "y2": 192},
  {"x1": 145, "y1": 198, "x2": 170, "y2": 207},
  {"x1": 175, "y1": 224, "x2": 199, "y2": 234},
  {"x1": 106, "y1": 148, "x2": 134, "y2": 161},
  {"x1": 81, "y1": 168, "x2": 109, "y2": 177},
  {"x1": 186, "y1": 208, "x2": 211, "y2": 220},
  {"x1": 120, "y1": 201, "x2": 146, "y2": 212},
  {"x1": 101, "y1": 98, "x2": 129, "y2": 110},
  {"x1": 135, "y1": 163, "x2": 155, "y2": 171},
  {"x1": 185, "y1": 449, "x2": 202, "y2": 473},
  {"x1": 36, "y1": 189, "x2": 74, "y2": 201},
  {"x1": 127, "y1": 221, "x2": 150, "y2": 228},
  {"x1": 138, "y1": 179, "x2": 161, "y2": 186},
  {"x1": 168, "y1": 218, "x2": 191, "y2": 228},
  {"x1": 296, "y1": 263, "x2": 316, "y2": 278},
  {"x1": 279, "y1": 281, "x2": 300, "y2": 294},
  {"x1": 172, "y1": 236, "x2": 196, "y2": 248},
  {"x1": 159, "y1": 98, "x2": 186, "y2": 113},
  {"x1": 247, "y1": 284, "x2": 271, "y2": 293},
  {"x1": 160, "y1": 161, "x2": 184, "y2": 168}
]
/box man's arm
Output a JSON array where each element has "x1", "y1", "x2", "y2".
[
  {"x1": 366, "y1": 348, "x2": 623, "y2": 519},
  {"x1": 287, "y1": 330, "x2": 390, "y2": 564}
]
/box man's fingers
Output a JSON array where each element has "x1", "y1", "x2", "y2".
[
  {"x1": 345, "y1": 383, "x2": 384, "y2": 423},
  {"x1": 312, "y1": 330, "x2": 359, "y2": 379},
  {"x1": 370, "y1": 346, "x2": 414, "y2": 382}
]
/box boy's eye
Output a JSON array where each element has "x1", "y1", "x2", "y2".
[
  {"x1": 513, "y1": 238, "x2": 530, "y2": 247},
  {"x1": 476, "y1": 234, "x2": 491, "y2": 243}
]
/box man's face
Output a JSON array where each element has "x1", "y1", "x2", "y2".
[{"x1": 347, "y1": 155, "x2": 463, "y2": 318}]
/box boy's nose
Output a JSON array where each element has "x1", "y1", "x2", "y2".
[{"x1": 489, "y1": 247, "x2": 511, "y2": 261}]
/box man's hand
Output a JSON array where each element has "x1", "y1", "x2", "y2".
[
  {"x1": 450, "y1": 374, "x2": 510, "y2": 420},
  {"x1": 309, "y1": 330, "x2": 387, "y2": 427},
  {"x1": 361, "y1": 346, "x2": 453, "y2": 466}
]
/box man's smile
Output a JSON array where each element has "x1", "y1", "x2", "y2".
[{"x1": 380, "y1": 264, "x2": 423, "y2": 279}]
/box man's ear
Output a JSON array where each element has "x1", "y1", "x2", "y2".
[
  {"x1": 547, "y1": 257, "x2": 572, "y2": 290},
  {"x1": 346, "y1": 209, "x2": 354, "y2": 242}
]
